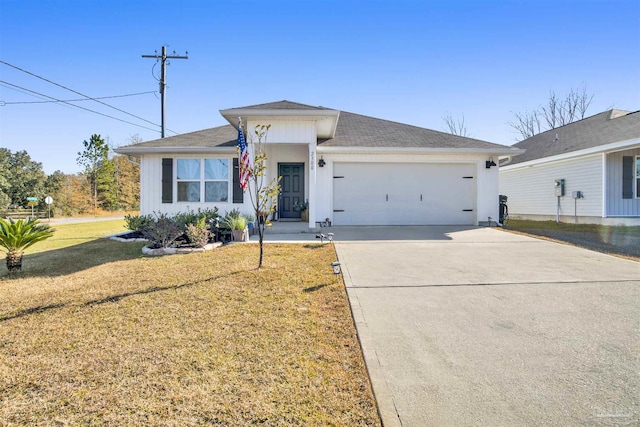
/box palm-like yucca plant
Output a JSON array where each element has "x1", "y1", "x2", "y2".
[{"x1": 0, "y1": 217, "x2": 54, "y2": 272}]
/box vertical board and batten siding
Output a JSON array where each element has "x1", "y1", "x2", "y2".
[
  {"x1": 246, "y1": 120, "x2": 316, "y2": 144},
  {"x1": 140, "y1": 155, "x2": 161, "y2": 215},
  {"x1": 139, "y1": 154, "x2": 253, "y2": 216},
  {"x1": 606, "y1": 148, "x2": 640, "y2": 216},
  {"x1": 499, "y1": 154, "x2": 603, "y2": 217}
]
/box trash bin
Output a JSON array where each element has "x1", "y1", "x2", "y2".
[{"x1": 499, "y1": 195, "x2": 508, "y2": 224}]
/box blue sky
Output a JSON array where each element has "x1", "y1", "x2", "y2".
[{"x1": 1, "y1": 0, "x2": 639, "y2": 174}]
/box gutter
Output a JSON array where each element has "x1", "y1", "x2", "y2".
[
  {"x1": 316, "y1": 146, "x2": 525, "y2": 156},
  {"x1": 114, "y1": 146, "x2": 237, "y2": 155}
]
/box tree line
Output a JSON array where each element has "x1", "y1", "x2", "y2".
[{"x1": 0, "y1": 134, "x2": 140, "y2": 216}]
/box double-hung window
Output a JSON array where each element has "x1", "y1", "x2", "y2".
[
  {"x1": 205, "y1": 159, "x2": 229, "y2": 202},
  {"x1": 177, "y1": 159, "x2": 201, "y2": 202},
  {"x1": 176, "y1": 158, "x2": 229, "y2": 203}
]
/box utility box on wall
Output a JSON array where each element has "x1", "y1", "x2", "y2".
[{"x1": 554, "y1": 179, "x2": 565, "y2": 197}]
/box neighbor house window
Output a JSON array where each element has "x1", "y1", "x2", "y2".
[
  {"x1": 205, "y1": 158, "x2": 229, "y2": 202},
  {"x1": 177, "y1": 159, "x2": 201, "y2": 202}
]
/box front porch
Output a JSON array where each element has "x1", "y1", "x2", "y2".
[{"x1": 263, "y1": 219, "x2": 323, "y2": 235}]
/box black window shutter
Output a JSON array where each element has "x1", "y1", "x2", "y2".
[
  {"x1": 622, "y1": 156, "x2": 633, "y2": 199},
  {"x1": 232, "y1": 158, "x2": 243, "y2": 203},
  {"x1": 162, "y1": 158, "x2": 173, "y2": 203}
]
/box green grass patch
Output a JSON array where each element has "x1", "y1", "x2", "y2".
[
  {"x1": 22, "y1": 219, "x2": 127, "y2": 254},
  {"x1": 0, "y1": 233, "x2": 380, "y2": 425}
]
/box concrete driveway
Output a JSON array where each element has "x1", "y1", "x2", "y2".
[{"x1": 334, "y1": 227, "x2": 640, "y2": 427}]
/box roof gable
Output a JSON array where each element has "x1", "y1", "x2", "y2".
[{"x1": 507, "y1": 109, "x2": 640, "y2": 165}]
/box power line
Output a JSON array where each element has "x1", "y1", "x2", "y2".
[
  {"x1": 0, "y1": 80, "x2": 163, "y2": 133},
  {"x1": 0, "y1": 60, "x2": 177, "y2": 134},
  {"x1": 1, "y1": 90, "x2": 157, "y2": 105}
]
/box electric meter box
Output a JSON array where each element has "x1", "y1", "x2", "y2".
[{"x1": 554, "y1": 179, "x2": 565, "y2": 197}]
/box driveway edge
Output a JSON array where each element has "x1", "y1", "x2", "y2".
[{"x1": 335, "y1": 244, "x2": 402, "y2": 427}]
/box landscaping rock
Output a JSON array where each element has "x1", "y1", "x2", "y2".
[{"x1": 141, "y1": 242, "x2": 222, "y2": 256}]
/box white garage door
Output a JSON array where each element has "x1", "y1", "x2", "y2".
[{"x1": 333, "y1": 162, "x2": 476, "y2": 225}]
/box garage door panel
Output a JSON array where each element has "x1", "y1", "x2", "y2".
[{"x1": 333, "y1": 162, "x2": 476, "y2": 225}]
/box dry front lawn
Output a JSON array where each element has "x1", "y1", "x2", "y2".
[{"x1": 0, "y1": 234, "x2": 380, "y2": 425}]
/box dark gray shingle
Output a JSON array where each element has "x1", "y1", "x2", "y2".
[{"x1": 320, "y1": 110, "x2": 508, "y2": 149}]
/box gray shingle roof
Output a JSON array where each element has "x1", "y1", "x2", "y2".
[
  {"x1": 507, "y1": 109, "x2": 640, "y2": 165},
  {"x1": 116, "y1": 100, "x2": 514, "y2": 153},
  {"x1": 118, "y1": 125, "x2": 238, "y2": 150},
  {"x1": 231, "y1": 100, "x2": 331, "y2": 110},
  {"x1": 319, "y1": 110, "x2": 507, "y2": 149}
]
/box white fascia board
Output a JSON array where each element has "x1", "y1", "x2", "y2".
[
  {"x1": 316, "y1": 146, "x2": 524, "y2": 156},
  {"x1": 114, "y1": 146, "x2": 237, "y2": 155},
  {"x1": 500, "y1": 137, "x2": 640, "y2": 171},
  {"x1": 219, "y1": 108, "x2": 340, "y2": 138}
]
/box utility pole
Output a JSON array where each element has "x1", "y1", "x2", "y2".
[{"x1": 142, "y1": 46, "x2": 188, "y2": 138}]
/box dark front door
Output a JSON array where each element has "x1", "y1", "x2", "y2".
[{"x1": 279, "y1": 163, "x2": 304, "y2": 219}]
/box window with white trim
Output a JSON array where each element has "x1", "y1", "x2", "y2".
[
  {"x1": 176, "y1": 158, "x2": 230, "y2": 203},
  {"x1": 177, "y1": 159, "x2": 201, "y2": 202},
  {"x1": 205, "y1": 158, "x2": 229, "y2": 202}
]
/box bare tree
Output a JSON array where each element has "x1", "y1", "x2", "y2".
[
  {"x1": 510, "y1": 85, "x2": 594, "y2": 140},
  {"x1": 508, "y1": 110, "x2": 542, "y2": 140},
  {"x1": 443, "y1": 112, "x2": 470, "y2": 137},
  {"x1": 576, "y1": 85, "x2": 594, "y2": 119},
  {"x1": 541, "y1": 91, "x2": 560, "y2": 129}
]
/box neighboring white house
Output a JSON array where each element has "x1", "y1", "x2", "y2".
[
  {"x1": 116, "y1": 100, "x2": 522, "y2": 228},
  {"x1": 500, "y1": 109, "x2": 640, "y2": 225}
]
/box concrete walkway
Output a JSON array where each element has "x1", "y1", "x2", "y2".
[{"x1": 334, "y1": 227, "x2": 639, "y2": 426}]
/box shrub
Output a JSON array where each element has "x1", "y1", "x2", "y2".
[
  {"x1": 142, "y1": 214, "x2": 183, "y2": 249},
  {"x1": 195, "y1": 207, "x2": 220, "y2": 225},
  {"x1": 173, "y1": 211, "x2": 199, "y2": 233},
  {"x1": 223, "y1": 209, "x2": 247, "y2": 231},
  {"x1": 124, "y1": 214, "x2": 153, "y2": 232},
  {"x1": 173, "y1": 208, "x2": 221, "y2": 233},
  {"x1": 185, "y1": 217, "x2": 212, "y2": 248},
  {"x1": 0, "y1": 217, "x2": 54, "y2": 272}
]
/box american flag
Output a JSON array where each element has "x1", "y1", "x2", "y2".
[{"x1": 237, "y1": 122, "x2": 251, "y2": 190}]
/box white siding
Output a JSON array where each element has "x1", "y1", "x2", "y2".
[
  {"x1": 139, "y1": 147, "x2": 501, "y2": 227},
  {"x1": 500, "y1": 154, "x2": 603, "y2": 218},
  {"x1": 139, "y1": 154, "x2": 254, "y2": 217},
  {"x1": 246, "y1": 120, "x2": 316, "y2": 144},
  {"x1": 606, "y1": 148, "x2": 640, "y2": 216}
]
